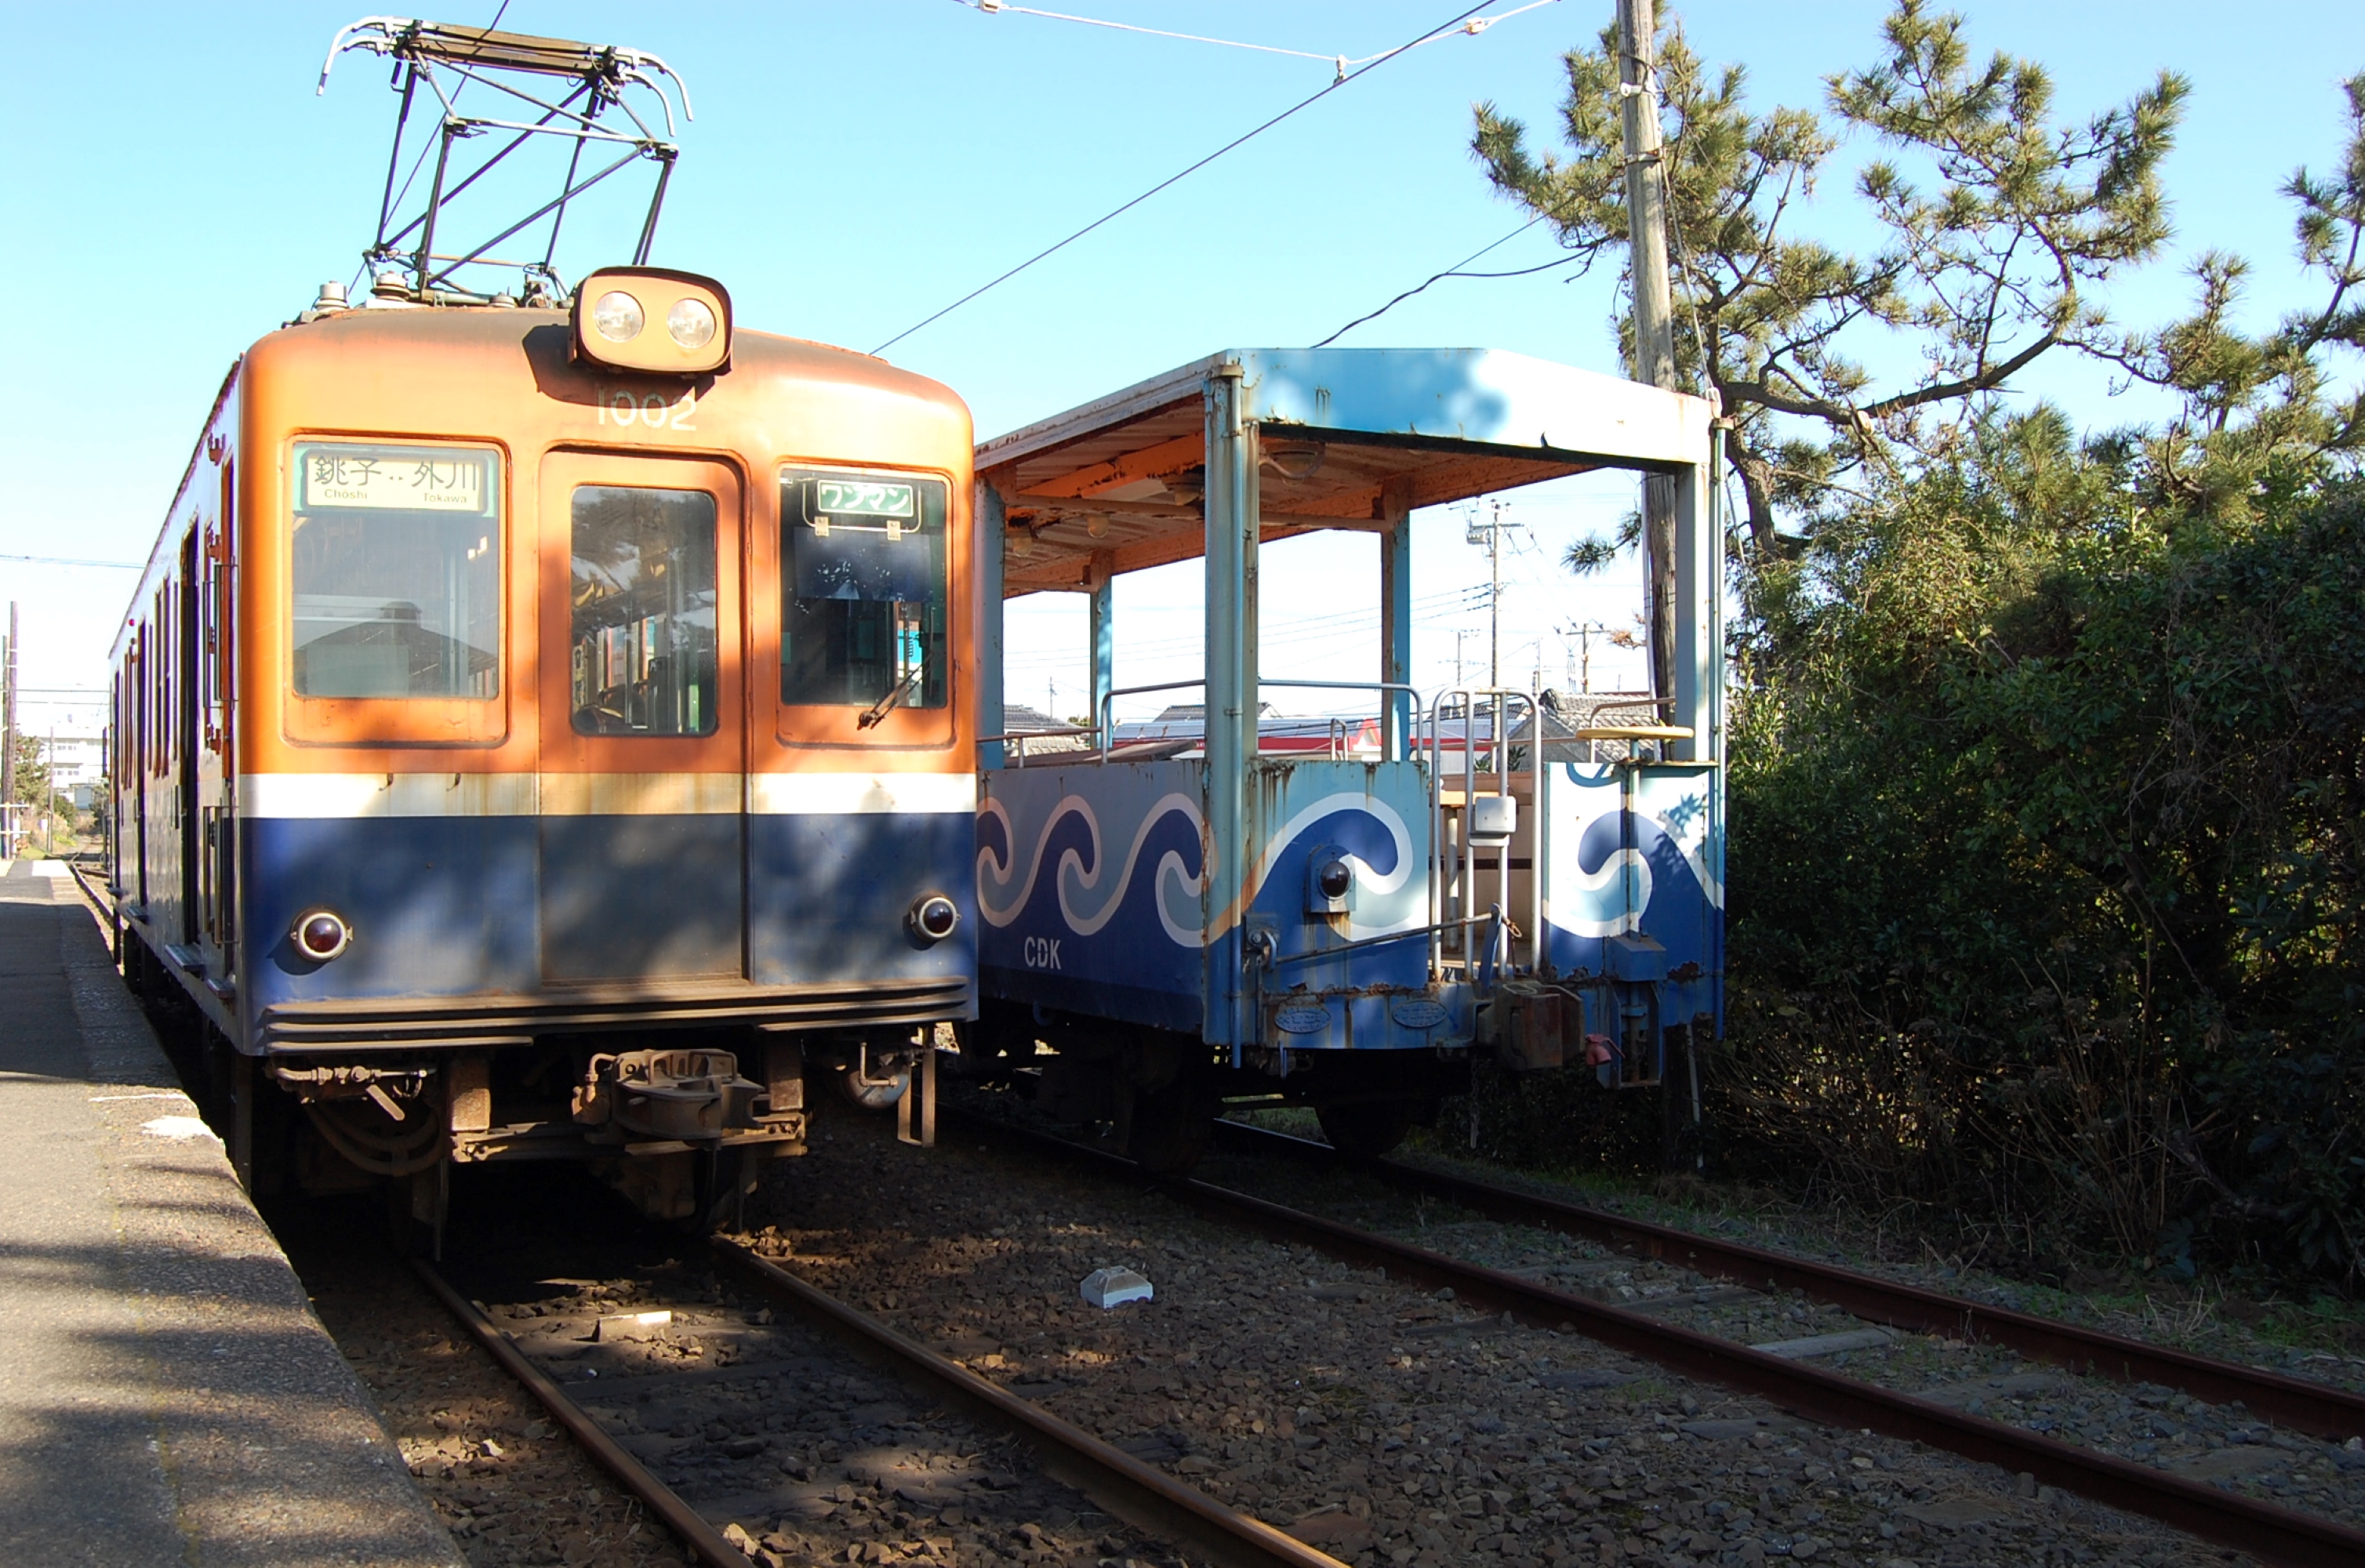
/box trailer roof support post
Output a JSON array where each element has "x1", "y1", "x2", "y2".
[
  {"x1": 1202, "y1": 364, "x2": 1255, "y2": 1051},
  {"x1": 1379, "y1": 479, "x2": 1414, "y2": 761},
  {"x1": 977, "y1": 481, "x2": 1008, "y2": 771},
  {"x1": 1087, "y1": 553, "x2": 1114, "y2": 746},
  {"x1": 1669, "y1": 457, "x2": 1714, "y2": 763}
]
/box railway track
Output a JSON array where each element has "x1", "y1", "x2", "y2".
[
  {"x1": 409, "y1": 1209, "x2": 1346, "y2": 1568},
  {"x1": 1207, "y1": 1119, "x2": 2365, "y2": 1443},
  {"x1": 941, "y1": 1103, "x2": 2365, "y2": 1568}
]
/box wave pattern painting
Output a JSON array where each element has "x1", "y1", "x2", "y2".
[
  {"x1": 1542, "y1": 762, "x2": 1720, "y2": 989},
  {"x1": 977, "y1": 763, "x2": 1209, "y2": 1015}
]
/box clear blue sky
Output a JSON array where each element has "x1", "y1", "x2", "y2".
[{"x1": 2, "y1": 0, "x2": 2356, "y2": 732}]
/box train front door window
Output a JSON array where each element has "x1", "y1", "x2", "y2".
[
  {"x1": 778, "y1": 468, "x2": 948, "y2": 716},
  {"x1": 567, "y1": 486, "x2": 720, "y2": 737},
  {"x1": 288, "y1": 441, "x2": 502, "y2": 700}
]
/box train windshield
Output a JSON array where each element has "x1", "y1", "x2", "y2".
[
  {"x1": 779, "y1": 469, "x2": 947, "y2": 712},
  {"x1": 567, "y1": 485, "x2": 720, "y2": 735},
  {"x1": 289, "y1": 441, "x2": 502, "y2": 699}
]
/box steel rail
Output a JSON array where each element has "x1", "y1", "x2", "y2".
[
  {"x1": 946, "y1": 1107, "x2": 2365, "y2": 1568},
  {"x1": 709, "y1": 1240, "x2": 1345, "y2": 1568},
  {"x1": 409, "y1": 1258, "x2": 757, "y2": 1568},
  {"x1": 1212, "y1": 1120, "x2": 2365, "y2": 1446},
  {"x1": 67, "y1": 858, "x2": 113, "y2": 916},
  {"x1": 709, "y1": 1248, "x2": 1343, "y2": 1568}
]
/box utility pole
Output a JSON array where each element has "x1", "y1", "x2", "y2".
[
  {"x1": 1573, "y1": 622, "x2": 1605, "y2": 692},
  {"x1": 1, "y1": 604, "x2": 16, "y2": 860},
  {"x1": 44, "y1": 724, "x2": 55, "y2": 857},
  {"x1": 1490, "y1": 517, "x2": 1503, "y2": 691},
  {"x1": 1617, "y1": 0, "x2": 1680, "y2": 712},
  {"x1": 1463, "y1": 499, "x2": 1508, "y2": 692}
]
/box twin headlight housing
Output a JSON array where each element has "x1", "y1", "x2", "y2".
[{"x1": 571, "y1": 267, "x2": 733, "y2": 376}]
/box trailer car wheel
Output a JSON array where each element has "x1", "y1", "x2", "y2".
[
  {"x1": 1127, "y1": 1083, "x2": 1214, "y2": 1175},
  {"x1": 1317, "y1": 1098, "x2": 1419, "y2": 1162},
  {"x1": 959, "y1": 1004, "x2": 1041, "y2": 1084}
]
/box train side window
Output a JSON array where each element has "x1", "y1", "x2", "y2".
[
  {"x1": 289, "y1": 441, "x2": 501, "y2": 700},
  {"x1": 778, "y1": 468, "x2": 947, "y2": 712},
  {"x1": 566, "y1": 485, "x2": 719, "y2": 736}
]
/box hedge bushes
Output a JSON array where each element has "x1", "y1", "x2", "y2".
[{"x1": 1720, "y1": 432, "x2": 2364, "y2": 1283}]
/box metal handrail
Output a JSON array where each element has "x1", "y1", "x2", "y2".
[
  {"x1": 1422, "y1": 688, "x2": 1544, "y2": 982},
  {"x1": 1095, "y1": 680, "x2": 1208, "y2": 761},
  {"x1": 976, "y1": 727, "x2": 1097, "y2": 768},
  {"x1": 1266, "y1": 905, "x2": 1505, "y2": 970},
  {"x1": 1094, "y1": 678, "x2": 1424, "y2": 763}
]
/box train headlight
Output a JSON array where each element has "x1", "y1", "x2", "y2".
[
  {"x1": 907, "y1": 894, "x2": 960, "y2": 945},
  {"x1": 292, "y1": 908, "x2": 353, "y2": 963},
  {"x1": 591, "y1": 290, "x2": 645, "y2": 343},
  {"x1": 667, "y1": 296, "x2": 717, "y2": 349},
  {"x1": 571, "y1": 267, "x2": 732, "y2": 376},
  {"x1": 1305, "y1": 844, "x2": 1357, "y2": 916}
]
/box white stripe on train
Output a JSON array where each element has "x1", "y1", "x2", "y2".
[{"x1": 237, "y1": 771, "x2": 978, "y2": 818}]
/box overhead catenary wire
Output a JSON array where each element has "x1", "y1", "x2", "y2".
[
  {"x1": 949, "y1": 0, "x2": 1563, "y2": 78},
  {"x1": 874, "y1": 0, "x2": 1511, "y2": 355}
]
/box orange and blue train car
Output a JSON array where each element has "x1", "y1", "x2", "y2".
[{"x1": 107, "y1": 267, "x2": 978, "y2": 1232}]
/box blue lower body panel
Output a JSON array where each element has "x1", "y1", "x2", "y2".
[
  {"x1": 746, "y1": 811, "x2": 975, "y2": 992},
  {"x1": 976, "y1": 762, "x2": 1208, "y2": 1035},
  {"x1": 1541, "y1": 761, "x2": 1724, "y2": 1037},
  {"x1": 238, "y1": 810, "x2": 974, "y2": 1051},
  {"x1": 244, "y1": 816, "x2": 542, "y2": 1004}
]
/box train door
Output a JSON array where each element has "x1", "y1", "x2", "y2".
[
  {"x1": 130, "y1": 625, "x2": 147, "y2": 908},
  {"x1": 537, "y1": 454, "x2": 747, "y2": 981},
  {"x1": 197, "y1": 499, "x2": 236, "y2": 980},
  {"x1": 177, "y1": 531, "x2": 202, "y2": 945}
]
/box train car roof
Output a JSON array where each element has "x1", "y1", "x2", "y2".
[
  {"x1": 977, "y1": 347, "x2": 1715, "y2": 597},
  {"x1": 242, "y1": 304, "x2": 968, "y2": 407}
]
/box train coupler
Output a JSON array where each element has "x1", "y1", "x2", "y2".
[{"x1": 572, "y1": 1048, "x2": 765, "y2": 1140}]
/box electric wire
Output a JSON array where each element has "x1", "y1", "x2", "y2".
[
  {"x1": 874, "y1": 0, "x2": 1506, "y2": 354},
  {"x1": 949, "y1": 0, "x2": 1563, "y2": 75},
  {"x1": 0, "y1": 554, "x2": 140, "y2": 569},
  {"x1": 1310, "y1": 214, "x2": 1576, "y2": 347}
]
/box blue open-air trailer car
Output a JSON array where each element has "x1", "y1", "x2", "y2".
[{"x1": 970, "y1": 348, "x2": 1724, "y2": 1169}]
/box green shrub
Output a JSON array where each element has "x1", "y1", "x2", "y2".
[{"x1": 1724, "y1": 447, "x2": 2364, "y2": 1283}]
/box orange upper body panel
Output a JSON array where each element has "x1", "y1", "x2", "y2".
[{"x1": 209, "y1": 304, "x2": 975, "y2": 776}]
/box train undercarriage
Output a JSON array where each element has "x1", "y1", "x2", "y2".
[
  {"x1": 961, "y1": 1000, "x2": 1473, "y2": 1173},
  {"x1": 119, "y1": 924, "x2": 939, "y2": 1247}
]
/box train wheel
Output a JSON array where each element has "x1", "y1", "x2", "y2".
[
  {"x1": 834, "y1": 1062, "x2": 910, "y2": 1112},
  {"x1": 686, "y1": 1145, "x2": 757, "y2": 1234},
  {"x1": 1127, "y1": 1083, "x2": 1214, "y2": 1175},
  {"x1": 385, "y1": 1163, "x2": 450, "y2": 1259},
  {"x1": 1317, "y1": 1098, "x2": 1419, "y2": 1162}
]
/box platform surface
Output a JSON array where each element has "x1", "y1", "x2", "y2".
[{"x1": 0, "y1": 861, "x2": 465, "y2": 1567}]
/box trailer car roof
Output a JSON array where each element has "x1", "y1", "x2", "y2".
[{"x1": 978, "y1": 347, "x2": 1713, "y2": 597}]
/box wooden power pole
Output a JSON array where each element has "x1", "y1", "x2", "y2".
[
  {"x1": 1617, "y1": 0, "x2": 1680, "y2": 710},
  {"x1": 1, "y1": 603, "x2": 16, "y2": 859}
]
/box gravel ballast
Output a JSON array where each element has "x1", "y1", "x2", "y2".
[{"x1": 738, "y1": 1093, "x2": 2250, "y2": 1567}]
